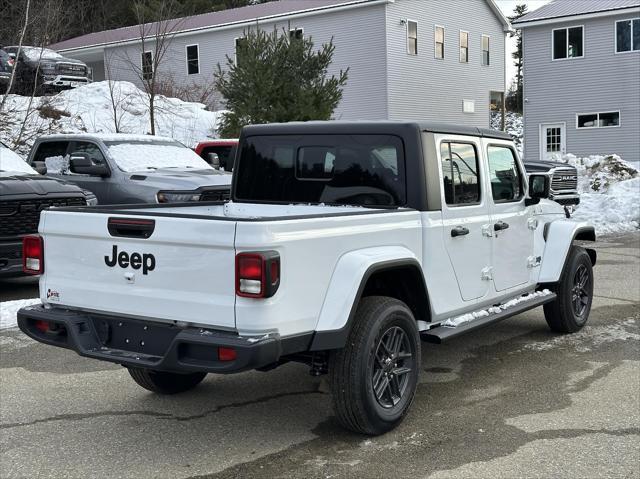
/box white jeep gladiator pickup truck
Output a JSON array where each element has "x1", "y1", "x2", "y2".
[{"x1": 18, "y1": 121, "x2": 596, "y2": 435}]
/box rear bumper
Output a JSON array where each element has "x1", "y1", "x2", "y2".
[
  {"x1": 17, "y1": 305, "x2": 282, "y2": 374},
  {"x1": 0, "y1": 241, "x2": 23, "y2": 277}
]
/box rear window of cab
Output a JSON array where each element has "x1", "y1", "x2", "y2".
[{"x1": 234, "y1": 134, "x2": 407, "y2": 208}]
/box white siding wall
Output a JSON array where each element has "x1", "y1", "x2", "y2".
[
  {"x1": 103, "y1": 3, "x2": 388, "y2": 119},
  {"x1": 522, "y1": 14, "x2": 640, "y2": 162},
  {"x1": 385, "y1": 0, "x2": 506, "y2": 126}
]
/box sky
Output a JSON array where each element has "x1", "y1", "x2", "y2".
[{"x1": 495, "y1": 0, "x2": 552, "y2": 84}]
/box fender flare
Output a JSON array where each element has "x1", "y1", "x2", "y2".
[
  {"x1": 539, "y1": 220, "x2": 596, "y2": 283},
  {"x1": 309, "y1": 246, "x2": 426, "y2": 351}
]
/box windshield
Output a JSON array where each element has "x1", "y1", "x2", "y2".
[
  {"x1": 0, "y1": 146, "x2": 38, "y2": 176},
  {"x1": 21, "y1": 47, "x2": 64, "y2": 61},
  {"x1": 235, "y1": 135, "x2": 406, "y2": 207},
  {"x1": 104, "y1": 140, "x2": 213, "y2": 172}
]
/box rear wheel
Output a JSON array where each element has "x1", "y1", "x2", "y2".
[
  {"x1": 329, "y1": 296, "x2": 421, "y2": 435},
  {"x1": 544, "y1": 245, "x2": 593, "y2": 333},
  {"x1": 127, "y1": 367, "x2": 207, "y2": 394}
]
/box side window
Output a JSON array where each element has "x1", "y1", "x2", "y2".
[
  {"x1": 487, "y1": 146, "x2": 523, "y2": 202},
  {"x1": 141, "y1": 51, "x2": 153, "y2": 80},
  {"x1": 32, "y1": 141, "x2": 69, "y2": 174},
  {"x1": 71, "y1": 142, "x2": 106, "y2": 163},
  {"x1": 440, "y1": 142, "x2": 480, "y2": 205},
  {"x1": 407, "y1": 21, "x2": 418, "y2": 55}
]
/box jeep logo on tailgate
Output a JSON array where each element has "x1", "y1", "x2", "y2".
[{"x1": 105, "y1": 245, "x2": 156, "y2": 275}]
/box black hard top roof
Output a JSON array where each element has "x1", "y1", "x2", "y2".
[{"x1": 241, "y1": 120, "x2": 512, "y2": 141}]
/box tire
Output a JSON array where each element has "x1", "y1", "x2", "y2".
[
  {"x1": 127, "y1": 367, "x2": 207, "y2": 394},
  {"x1": 329, "y1": 296, "x2": 421, "y2": 435},
  {"x1": 544, "y1": 245, "x2": 594, "y2": 333}
]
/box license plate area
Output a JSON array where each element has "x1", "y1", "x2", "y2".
[{"x1": 92, "y1": 316, "x2": 180, "y2": 356}]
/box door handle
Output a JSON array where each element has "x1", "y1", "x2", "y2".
[
  {"x1": 494, "y1": 221, "x2": 509, "y2": 231},
  {"x1": 451, "y1": 226, "x2": 470, "y2": 237}
]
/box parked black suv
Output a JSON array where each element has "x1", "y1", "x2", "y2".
[
  {"x1": 523, "y1": 159, "x2": 580, "y2": 206},
  {"x1": 2, "y1": 46, "x2": 91, "y2": 95},
  {"x1": 0, "y1": 141, "x2": 95, "y2": 276}
]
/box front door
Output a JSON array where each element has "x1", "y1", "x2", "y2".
[
  {"x1": 483, "y1": 139, "x2": 534, "y2": 292},
  {"x1": 66, "y1": 141, "x2": 111, "y2": 203},
  {"x1": 437, "y1": 135, "x2": 492, "y2": 302},
  {"x1": 540, "y1": 123, "x2": 566, "y2": 160}
]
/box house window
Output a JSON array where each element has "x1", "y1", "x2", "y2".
[
  {"x1": 289, "y1": 28, "x2": 304, "y2": 41},
  {"x1": 553, "y1": 26, "x2": 583, "y2": 59},
  {"x1": 577, "y1": 111, "x2": 620, "y2": 129},
  {"x1": 459, "y1": 31, "x2": 469, "y2": 62},
  {"x1": 141, "y1": 51, "x2": 153, "y2": 80},
  {"x1": 435, "y1": 25, "x2": 445, "y2": 59},
  {"x1": 616, "y1": 18, "x2": 640, "y2": 52},
  {"x1": 235, "y1": 37, "x2": 248, "y2": 65},
  {"x1": 440, "y1": 142, "x2": 480, "y2": 205},
  {"x1": 186, "y1": 44, "x2": 199, "y2": 75},
  {"x1": 407, "y1": 20, "x2": 418, "y2": 55},
  {"x1": 482, "y1": 35, "x2": 490, "y2": 65}
]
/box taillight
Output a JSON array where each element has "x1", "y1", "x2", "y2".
[
  {"x1": 23, "y1": 235, "x2": 44, "y2": 274},
  {"x1": 218, "y1": 347, "x2": 237, "y2": 361},
  {"x1": 235, "y1": 251, "x2": 280, "y2": 298}
]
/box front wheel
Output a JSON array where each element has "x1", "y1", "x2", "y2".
[
  {"x1": 329, "y1": 296, "x2": 421, "y2": 435},
  {"x1": 544, "y1": 245, "x2": 594, "y2": 333},
  {"x1": 127, "y1": 367, "x2": 207, "y2": 394}
]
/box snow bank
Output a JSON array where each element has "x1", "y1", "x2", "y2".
[
  {"x1": 0, "y1": 299, "x2": 41, "y2": 330},
  {"x1": 0, "y1": 81, "x2": 226, "y2": 156},
  {"x1": 559, "y1": 154, "x2": 640, "y2": 235}
]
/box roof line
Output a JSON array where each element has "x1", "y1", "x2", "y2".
[
  {"x1": 53, "y1": 0, "x2": 383, "y2": 53},
  {"x1": 513, "y1": 5, "x2": 640, "y2": 27},
  {"x1": 484, "y1": 0, "x2": 512, "y2": 31}
]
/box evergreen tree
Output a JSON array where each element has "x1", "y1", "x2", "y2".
[
  {"x1": 214, "y1": 29, "x2": 349, "y2": 137},
  {"x1": 508, "y1": 4, "x2": 528, "y2": 114}
]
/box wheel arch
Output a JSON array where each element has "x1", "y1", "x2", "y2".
[
  {"x1": 310, "y1": 250, "x2": 430, "y2": 351},
  {"x1": 539, "y1": 221, "x2": 596, "y2": 283}
]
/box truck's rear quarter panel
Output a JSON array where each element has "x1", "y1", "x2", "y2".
[{"x1": 234, "y1": 209, "x2": 423, "y2": 337}]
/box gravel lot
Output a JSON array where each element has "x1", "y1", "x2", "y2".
[{"x1": 1, "y1": 233, "x2": 638, "y2": 479}]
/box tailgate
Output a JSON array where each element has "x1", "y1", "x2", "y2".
[{"x1": 39, "y1": 210, "x2": 237, "y2": 330}]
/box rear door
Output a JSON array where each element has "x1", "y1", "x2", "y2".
[
  {"x1": 40, "y1": 210, "x2": 237, "y2": 330},
  {"x1": 437, "y1": 135, "x2": 492, "y2": 302},
  {"x1": 483, "y1": 139, "x2": 534, "y2": 292}
]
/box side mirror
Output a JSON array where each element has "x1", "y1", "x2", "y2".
[
  {"x1": 69, "y1": 153, "x2": 110, "y2": 177},
  {"x1": 33, "y1": 161, "x2": 47, "y2": 175},
  {"x1": 525, "y1": 174, "x2": 550, "y2": 206},
  {"x1": 207, "y1": 152, "x2": 220, "y2": 168}
]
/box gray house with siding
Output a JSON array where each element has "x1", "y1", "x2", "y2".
[
  {"x1": 513, "y1": 0, "x2": 640, "y2": 163},
  {"x1": 49, "y1": 0, "x2": 509, "y2": 128}
]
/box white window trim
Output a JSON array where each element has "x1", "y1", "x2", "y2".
[
  {"x1": 551, "y1": 25, "x2": 585, "y2": 61},
  {"x1": 614, "y1": 18, "x2": 640, "y2": 54},
  {"x1": 459, "y1": 30, "x2": 469, "y2": 63},
  {"x1": 434, "y1": 24, "x2": 445, "y2": 60},
  {"x1": 185, "y1": 43, "x2": 200, "y2": 75},
  {"x1": 481, "y1": 34, "x2": 490, "y2": 66},
  {"x1": 575, "y1": 111, "x2": 621, "y2": 129},
  {"x1": 141, "y1": 50, "x2": 154, "y2": 79},
  {"x1": 406, "y1": 19, "x2": 418, "y2": 55},
  {"x1": 289, "y1": 27, "x2": 304, "y2": 40}
]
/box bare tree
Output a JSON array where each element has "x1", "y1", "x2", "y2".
[
  {"x1": 121, "y1": 0, "x2": 185, "y2": 135},
  {"x1": 0, "y1": 0, "x2": 30, "y2": 112},
  {"x1": 104, "y1": 51, "x2": 128, "y2": 133}
]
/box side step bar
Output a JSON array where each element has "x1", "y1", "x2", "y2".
[{"x1": 421, "y1": 292, "x2": 557, "y2": 344}]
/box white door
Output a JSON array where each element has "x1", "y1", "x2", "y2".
[
  {"x1": 483, "y1": 139, "x2": 534, "y2": 292},
  {"x1": 540, "y1": 123, "x2": 566, "y2": 160},
  {"x1": 437, "y1": 135, "x2": 492, "y2": 302}
]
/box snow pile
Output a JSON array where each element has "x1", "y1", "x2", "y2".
[
  {"x1": 0, "y1": 298, "x2": 41, "y2": 330},
  {"x1": 0, "y1": 81, "x2": 226, "y2": 155},
  {"x1": 559, "y1": 154, "x2": 640, "y2": 235},
  {"x1": 443, "y1": 289, "x2": 552, "y2": 327},
  {"x1": 491, "y1": 111, "x2": 523, "y2": 154}
]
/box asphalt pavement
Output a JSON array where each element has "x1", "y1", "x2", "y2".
[{"x1": 1, "y1": 233, "x2": 638, "y2": 478}]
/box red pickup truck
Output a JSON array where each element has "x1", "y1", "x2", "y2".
[{"x1": 194, "y1": 139, "x2": 238, "y2": 172}]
